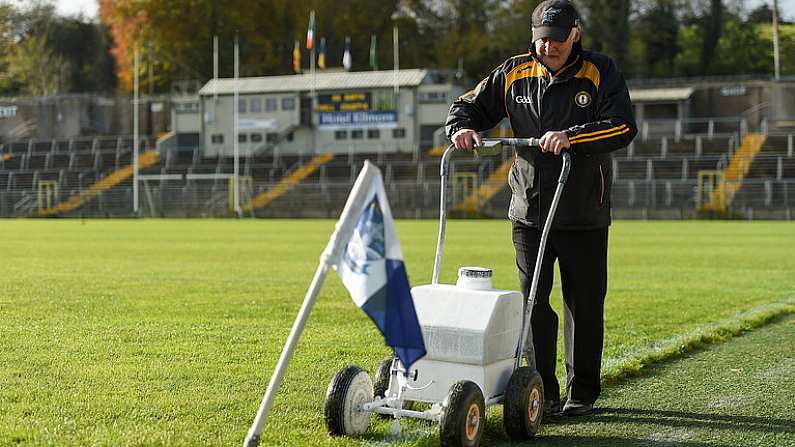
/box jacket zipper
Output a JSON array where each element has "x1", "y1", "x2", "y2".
[{"x1": 599, "y1": 163, "x2": 605, "y2": 205}]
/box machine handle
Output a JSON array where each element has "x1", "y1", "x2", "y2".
[{"x1": 432, "y1": 138, "x2": 555, "y2": 285}]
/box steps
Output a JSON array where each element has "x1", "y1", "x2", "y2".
[
  {"x1": 454, "y1": 159, "x2": 513, "y2": 213},
  {"x1": 242, "y1": 152, "x2": 334, "y2": 211},
  {"x1": 701, "y1": 133, "x2": 766, "y2": 212},
  {"x1": 39, "y1": 150, "x2": 160, "y2": 216}
]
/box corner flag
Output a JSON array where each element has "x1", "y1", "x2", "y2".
[
  {"x1": 242, "y1": 161, "x2": 424, "y2": 447},
  {"x1": 334, "y1": 162, "x2": 426, "y2": 370}
]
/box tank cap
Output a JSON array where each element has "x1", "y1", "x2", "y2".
[
  {"x1": 456, "y1": 267, "x2": 493, "y2": 290},
  {"x1": 457, "y1": 267, "x2": 493, "y2": 279}
]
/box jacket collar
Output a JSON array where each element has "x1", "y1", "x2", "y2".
[{"x1": 530, "y1": 41, "x2": 583, "y2": 80}]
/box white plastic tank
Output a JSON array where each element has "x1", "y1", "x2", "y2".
[{"x1": 410, "y1": 267, "x2": 523, "y2": 366}]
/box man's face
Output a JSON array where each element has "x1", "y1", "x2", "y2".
[{"x1": 534, "y1": 27, "x2": 579, "y2": 72}]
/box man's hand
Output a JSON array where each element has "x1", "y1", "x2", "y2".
[
  {"x1": 451, "y1": 129, "x2": 482, "y2": 150},
  {"x1": 539, "y1": 131, "x2": 570, "y2": 155}
]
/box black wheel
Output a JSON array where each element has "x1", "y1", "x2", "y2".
[
  {"x1": 503, "y1": 367, "x2": 544, "y2": 440},
  {"x1": 440, "y1": 381, "x2": 485, "y2": 447},
  {"x1": 373, "y1": 357, "x2": 393, "y2": 398},
  {"x1": 324, "y1": 365, "x2": 373, "y2": 436},
  {"x1": 373, "y1": 357, "x2": 394, "y2": 420}
]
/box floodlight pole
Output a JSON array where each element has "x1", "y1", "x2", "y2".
[
  {"x1": 133, "y1": 47, "x2": 140, "y2": 216},
  {"x1": 772, "y1": 0, "x2": 781, "y2": 81}
]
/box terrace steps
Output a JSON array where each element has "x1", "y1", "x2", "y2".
[
  {"x1": 243, "y1": 152, "x2": 334, "y2": 211},
  {"x1": 39, "y1": 150, "x2": 160, "y2": 216}
]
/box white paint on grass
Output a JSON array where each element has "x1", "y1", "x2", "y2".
[
  {"x1": 707, "y1": 394, "x2": 753, "y2": 410},
  {"x1": 602, "y1": 295, "x2": 795, "y2": 380},
  {"x1": 647, "y1": 428, "x2": 696, "y2": 444},
  {"x1": 753, "y1": 358, "x2": 795, "y2": 380}
]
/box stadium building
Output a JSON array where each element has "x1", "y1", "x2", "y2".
[{"x1": 166, "y1": 69, "x2": 465, "y2": 157}]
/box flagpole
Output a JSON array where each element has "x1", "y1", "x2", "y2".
[
  {"x1": 133, "y1": 46, "x2": 139, "y2": 216},
  {"x1": 213, "y1": 35, "x2": 219, "y2": 103},
  {"x1": 233, "y1": 34, "x2": 241, "y2": 217},
  {"x1": 243, "y1": 162, "x2": 382, "y2": 447},
  {"x1": 310, "y1": 10, "x2": 316, "y2": 98},
  {"x1": 393, "y1": 26, "x2": 399, "y2": 95}
]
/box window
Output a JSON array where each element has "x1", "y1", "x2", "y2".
[
  {"x1": 211, "y1": 134, "x2": 224, "y2": 144},
  {"x1": 266, "y1": 133, "x2": 278, "y2": 143},
  {"x1": 334, "y1": 130, "x2": 348, "y2": 140},
  {"x1": 238, "y1": 133, "x2": 248, "y2": 143},
  {"x1": 393, "y1": 128, "x2": 406, "y2": 139},
  {"x1": 367, "y1": 129, "x2": 380, "y2": 139},
  {"x1": 351, "y1": 130, "x2": 364, "y2": 140},
  {"x1": 281, "y1": 97, "x2": 296, "y2": 110},
  {"x1": 265, "y1": 98, "x2": 277, "y2": 112},
  {"x1": 372, "y1": 90, "x2": 396, "y2": 111},
  {"x1": 250, "y1": 98, "x2": 262, "y2": 113},
  {"x1": 286, "y1": 132, "x2": 294, "y2": 142},
  {"x1": 251, "y1": 133, "x2": 263, "y2": 143},
  {"x1": 238, "y1": 98, "x2": 247, "y2": 113},
  {"x1": 175, "y1": 102, "x2": 199, "y2": 113}
]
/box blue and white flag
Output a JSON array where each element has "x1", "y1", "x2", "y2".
[{"x1": 333, "y1": 162, "x2": 426, "y2": 370}]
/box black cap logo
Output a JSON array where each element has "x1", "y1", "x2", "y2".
[{"x1": 541, "y1": 8, "x2": 562, "y2": 26}]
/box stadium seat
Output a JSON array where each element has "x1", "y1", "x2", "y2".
[
  {"x1": 782, "y1": 158, "x2": 795, "y2": 179},
  {"x1": 50, "y1": 153, "x2": 72, "y2": 169},
  {"x1": 27, "y1": 154, "x2": 48, "y2": 170},
  {"x1": 616, "y1": 159, "x2": 649, "y2": 180},
  {"x1": 652, "y1": 159, "x2": 685, "y2": 180},
  {"x1": 761, "y1": 135, "x2": 791, "y2": 155},
  {"x1": 71, "y1": 139, "x2": 94, "y2": 152},
  {"x1": 97, "y1": 138, "x2": 118, "y2": 151},
  {"x1": 10, "y1": 141, "x2": 29, "y2": 155},
  {"x1": 12, "y1": 172, "x2": 35, "y2": 190},
  {"x1": 32, "y1": 140, "x2": 53, "y2": 154},
  {"x1": 73, "y1": 153, "x2": 96, "y2": 169}
]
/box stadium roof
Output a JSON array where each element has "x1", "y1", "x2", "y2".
[
  {"x1": 199, "y1": 69, "x2": 429, "y2": 95},
  {"x1": 629, "y1": 87, "x2": 694, "y2": 103}
]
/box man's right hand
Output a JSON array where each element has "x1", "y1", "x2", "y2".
[{"x1": 451, "y1": 129, "x2": 482, "y2": 150}]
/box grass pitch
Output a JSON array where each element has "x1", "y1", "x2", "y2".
[{"x1": 0, "y1": 219, "x2": 793, "y2": 446}]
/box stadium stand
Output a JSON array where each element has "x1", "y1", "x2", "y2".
[{"x1": 1, "y1": 125, "x2": 793, "y2": 218}]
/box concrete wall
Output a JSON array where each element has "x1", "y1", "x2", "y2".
[{"x1": 0, "y1": 94, "x2": 171, "y2": 142}]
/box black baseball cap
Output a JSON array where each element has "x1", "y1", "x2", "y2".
[{"x1": 531, "y1": 0, "x2": 580, "y2": 42}]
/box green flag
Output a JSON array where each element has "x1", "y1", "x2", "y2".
[{"x1": 369, "y1": 34, "x2": 377, "y2": 70}]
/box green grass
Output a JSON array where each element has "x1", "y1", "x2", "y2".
[
  {"x1": 516, "y1": 314, "x2": 795, "y2": 447},
  {"x1": 0, "y1": 219, "x2": 793, "y2": 446}
]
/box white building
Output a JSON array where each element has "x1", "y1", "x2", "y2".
[{"x1": 169, "y1": 69, "x2": 465, "y2": 157}]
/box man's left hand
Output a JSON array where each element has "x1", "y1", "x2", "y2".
[{"x1": 539, "y1": 131, "x2": 570, "y2": 155}]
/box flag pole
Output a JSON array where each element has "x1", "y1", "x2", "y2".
[
  {"x1": 243, "y1": 162, "x2": 382, "y2": 447},
  {"x1": 393, "y1": 26, "x2": 399, "y2": 95},
  {"x1": 133, "y1": 46, "x2": 139, "y2": 216},
  {"x1": 233, "y1": 34, "x2": 241, "y2": 217}
]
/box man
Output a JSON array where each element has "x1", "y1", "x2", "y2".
[{"x1": 446, "y1": 0, "x2": 636, "y2": 416}]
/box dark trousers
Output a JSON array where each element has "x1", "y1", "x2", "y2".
[{"x1": 512, "y1": 221, "x2": 608, "y2": 404}]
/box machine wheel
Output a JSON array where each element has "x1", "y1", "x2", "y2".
[
  {"x1": 373, "y1": 357, "x2": 394, "y2": 420},
  {"x1": 324, "y1": 365, "x2": 373, "y2": 436},
  {"x1": 373, "y1": 357, "x2": 393, "y2": 398},
  {"x1": 503, "y1": 367, "x2": 544, "y2": 440},
  {"x1": 440, "y1": 381, "x2": 485, "y2": 447}
]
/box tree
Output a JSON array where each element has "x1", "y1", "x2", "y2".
[
  {"x1": 634, "y1": 0, "x2": 680, "y2": 78},
  {"x1": 6, "y1": 34, "x2": 68, "y2": 95},
  {"x1": 579, "y1": 0, "x2": 632, "y2": 69}
]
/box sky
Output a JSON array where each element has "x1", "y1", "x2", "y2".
[
  {"x1": 36, "y1": 0, "x2": 795, "y2": 23},
  {"x1": 53, "y1": 0, "x2": 98, "y2": 19}
]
